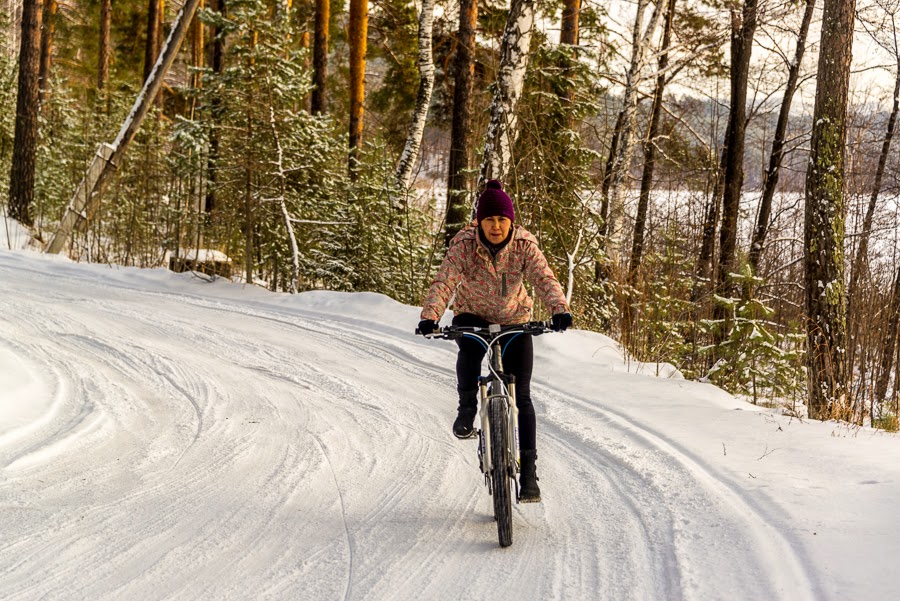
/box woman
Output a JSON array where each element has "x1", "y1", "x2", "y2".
[{"x1": 418, "y1": 180, "x2": 572, "y2": 502}]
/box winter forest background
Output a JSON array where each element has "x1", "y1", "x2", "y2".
[{"x1": 2, "y1": 0, "x2": 900, "y2": 428}]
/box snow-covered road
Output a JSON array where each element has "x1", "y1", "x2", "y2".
[{"x1": 1, "y1": 247, "x2": 897, "y2": 600}]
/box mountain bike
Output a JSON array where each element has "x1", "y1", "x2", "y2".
[{"x1": 418, "y1": 321, "x2": 552, "y2": 548}]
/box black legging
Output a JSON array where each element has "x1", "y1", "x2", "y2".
[{"x1": 453, "y1": 313, "x2": 536, "y2": 451}]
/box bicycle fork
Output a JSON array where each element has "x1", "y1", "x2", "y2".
[{"x1": 477, "y1": 376, "x2": 520, "y2": 494}]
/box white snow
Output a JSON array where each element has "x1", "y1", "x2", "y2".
[{"x1": 1, "y1": 245, "x2": 898, "y2": 600}]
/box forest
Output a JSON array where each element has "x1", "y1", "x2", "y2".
[{"x1": 2, "y1": 0, "x2": 899, "y2": 428}]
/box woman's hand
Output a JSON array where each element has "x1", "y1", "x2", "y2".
[
  {"x1": 551, "y1": 313, "x2": 572, "y2": 332},
  {"x1": 417, "y1": 319, "x2": 439, "y2": 336}
]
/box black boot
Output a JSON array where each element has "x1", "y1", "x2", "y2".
[
  {"x1": 519, "y1": 450, "x2": 541, "y2": 502},
  {"x1": 453, "y1": 390, "x2": 478, "y2": 439}
]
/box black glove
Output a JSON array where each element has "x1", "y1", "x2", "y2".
[
  {"x1": 417, "y1": 319, "x2": 439, "y2": 336},
  {"x1": 551, "y1": 312, "x2": 572, "y2": 332}
]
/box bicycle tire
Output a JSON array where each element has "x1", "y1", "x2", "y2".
[{"x1": 490, "y1": 395, "x2": 513, "y2": 547}]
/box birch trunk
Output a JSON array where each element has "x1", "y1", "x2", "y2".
[
  {"x1": 605, "y1": 0, "x2": 663, "y2": 266},
  {"x1": 268, "y1": 105, "x2": 299, "y2": 293},
  {"x1": 394, "y1": 0, "x2": 435, "y2": 194},
  {"x1": 479, "y1": 0, "x2": 535, "y2": 184}
]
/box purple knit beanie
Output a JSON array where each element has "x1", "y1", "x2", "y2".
[{"x1": 476, "y1": 180, "x2": 515, "y2": 223}]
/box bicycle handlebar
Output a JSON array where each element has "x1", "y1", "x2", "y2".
[{"x1": 415, "y1": 320, "x2": 554, "y2": 340}]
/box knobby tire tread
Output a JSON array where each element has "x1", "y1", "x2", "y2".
[{"x1": 490, "y1": 394, "x2": 513, "y2": 547}]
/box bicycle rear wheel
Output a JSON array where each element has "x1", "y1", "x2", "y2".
[{"x1": 490, "y1": 396, "x2": 513, "y2": 547}]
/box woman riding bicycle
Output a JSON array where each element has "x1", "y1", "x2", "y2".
[{"x1": 418, "y1": 180, "x2": 572, "y2": 502}]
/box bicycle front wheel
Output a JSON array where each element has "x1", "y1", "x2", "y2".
[{"x1": 490, "y1": 396, "x2": 513, "y2": 547}]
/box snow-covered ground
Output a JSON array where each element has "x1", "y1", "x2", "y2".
[{"x1": 1, "y1": 223, "x2": 898, "y2": 600}]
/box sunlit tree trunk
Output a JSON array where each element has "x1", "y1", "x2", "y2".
[
  {"x1": 348, "y1": 0, "x2": 368, "y2": 172},
  {"x1": 557, "y1": 0, "x2": 580, "y2": 126},
  {"x1": 8, "y1": 0, "x2": 42, "y2": 227},
  {"x1": 444, "y1": 0, "x2": 478, "y2": 244},
  {"x1": 804, "y1": 0, "x2": 854, "y2": 420}
]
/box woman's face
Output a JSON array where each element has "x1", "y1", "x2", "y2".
[{"x1": 480, "y1": 216, "x2": 512, "y2": 244}]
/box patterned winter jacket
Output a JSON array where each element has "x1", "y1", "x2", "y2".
[{"x1": 421, "y1": 224, "x2": 569, "y2": 324}]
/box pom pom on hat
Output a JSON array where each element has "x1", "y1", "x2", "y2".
[{"x1": 476, "y1": 180, "x2": 515, "y2": 223}]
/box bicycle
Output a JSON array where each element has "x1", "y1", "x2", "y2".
[{"x1": 417, "y1": 320, "x2": 553, "y2": 548}]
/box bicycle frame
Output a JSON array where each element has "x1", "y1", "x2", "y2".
[{"x1": 420, "y1": 321, "x2": 551, "y2": 498}]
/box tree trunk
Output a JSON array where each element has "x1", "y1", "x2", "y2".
[
  {"x1": 804, "y1": 0, "x2": 854, "y2": 420},
  {"x1": 556, "y1": 0, "x2": 581, "y2": 126},
  {"x1": 748, "y1": 0, "x2": 816, "y2": 277},
  {"x1": 713, "y1": 0, "x2": 758, "y2": 320},
  {"x1": 190, "y1": 0, "x2": 204, "y2": 93},
  {"x1": 444, "y1": 0, "x2": 478, "y2": 244},
  {"x1": 599, "y1": 110, "x2": 625, "y2": 237},
  {"x1": 479, "y1": 0, "x2": 535, "y2": 184},
  {"x1": 604, "y1": 0, "x2": 663, "y2": 265},
  {"x1": 144, "y1": 0, "x2": 162, "y2": 83},
  {"x1": 311, "y1": 0, "x2": 329, "y2": 115},
  {"x1": 37, "y1": 0, "x2": 55, "y2": 104},
  {"x1": 7, "y1": 0, "x2": 42, "y2": 227},
  {"x1": 848, "y1": 59, "x2": 900, "y2": 321},
  {"x1": 394, "y1": 0, "x2": 435, "y2": 193},
  {"x1": 348, "y1": 0, "x2": 368, "y2": 171},
  {"x1": 875, "y1": 264, "x2": 900, "y2": 403},
  {"x1": 629, "y1": 0, "x2": 677, "y2": 283},
  {"x1": 695, "y1": 148, "x2": 726, "y2": 291},
  {"x1": 206, "y1": 0, "x2": 225, "y2": 214},
  {"x1": 98, "y1": 0, "x2": 111, "y2": 90},
  {"x1": 560, "y1": 0, "x2": 580, "y2": 45}
]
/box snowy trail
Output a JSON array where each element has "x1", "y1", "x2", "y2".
[{"x1": 0, "y1": 250, "x2": 890, "y2": 600}]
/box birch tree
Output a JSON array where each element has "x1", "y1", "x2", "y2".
[
  {"x1": 604, "y1": 0, "x2": 663, "y2": 265},
  {"x1": 804, "y1": 0, "x2": 855, "y2": 420},
  {"x1": 479, "y1": 0, "x2": 535, "y2": 184},
  {"x1": 394, "y1": 0, "x2": 435, "y2": 194}
]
